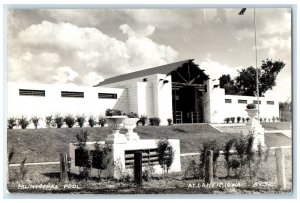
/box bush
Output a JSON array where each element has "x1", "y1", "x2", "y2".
[
  {"x1": 31, "y1": 116, "x2": 40, "y2": 129},
  {"x1": 92, "y1": 142, "x2": 111, "y2": 180},
  {"x1": 138, "y1": 115, "x2": 148, "y2": 126},
  {"x1": 149, "y1": 117, "x2": 161, "y2": 126},
  {"x1": 76, "y1": 115, "x2": 86, "y2": 128},
  {"x1": 156, "y1": 138, "x2": 174, "y2": 176},
  {"x1": 242, "y1": 117, "x2": 245, "y2": 123},
  {"x1": 246, "y1": 117, "x2": 250, "y2": 122},
  {"x1": 105, "y1": 109, "x2": 123, "y2": 116},
  {"x1": 237, "y1": 116, "x2": 241, "y2": 123},
  {"x1": 88, "y1": 116, "x2": 97, "y2": 127},
  {"x1": 184, "y1": 158, "x2": 200, "y2": 179},
  {"x1": 246, "y1": 103, "x2": 256, "y2": 109},
  {"x1": 223, "y1": 138, "x2": 236, "y2": 177},
  {"x1": 230, "y1": 117, "x2": 235, "y2": 123},
  {"x1": 74, "y1": 130, "x2": 92, "y2": 180},
  {"x1": 98, "y1": 116, "x2": 107, "y2": 127},
  {"x1": 18, "y1": 116, "x2": 30, "y2": 129},
  {"x1": 54, "y1": 115, "x2": 64, "y2": 128},
  {"x1": 225, "y1": 117, "x2": 230, "y2": 124},
  {"x1": 126, "y1": 112, "x2": 138, "y2": 118},
  {"x1": 64, "y1": 115, "x2": 76, "y2": 128},
  {"x1": 167, "y1": 118, "x2": 173, "y2": 125},
  {"x1": 7, "y1": 117, "x2": 17, "y2": 129},
  {"x1": 45, "y1": 115, "x2": 53, "y2": 128}
]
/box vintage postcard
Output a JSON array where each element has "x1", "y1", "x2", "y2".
[{"x1": 5, "y1": 6, "x2": 293, "y2": 196}]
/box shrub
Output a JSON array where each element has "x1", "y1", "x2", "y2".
[
  {"x1": 105, "y1": 109, "x2": 123, "y2": 116},
  {"x1": 167, "y1": 118, "x2": 173, "y2": 126},
  {"x1": 156, "y1": 138, "x2": 175, "y2": 177},
  {"x1": 199, "y1": 138, "x2": 221, "y2": 178},
  {"x1": 64, "y1": 115, "x2": 76, "y2": 128},
  {"x1": 225, "y1": 117, "x2": 230, "y2": 124},
  {"x1": 31, "y1": 116, "x2": 40, "y2": 129},
  {"x1": 272, "y1": 116, "x2": 276, "y2": 122},
  {"x1": 18, "y1": 116, "x2": 30, "y2": 129},
  {"x1": 246, "y1": 117, "x2": 250, "y2": 122},
  {"x1": 54, "y1": 115, "x2": 64, "y2": 128},
  {"x1": 98, "y1": 116, "x2": 107, "y2": 127},
  {"x1": 138, "y1": 115, "x2": 148, "y2": 126},
  {"x1": 76, "y1": 115, "x2": 86, "y2": 128},
  {"x1": 224, "y1": 138, "x2": 236, "y2": 177},
  {"x1": 7, "y1": 117, "x2": 17, "y2": 129},
  {"x1": 260, "y1": 118, "x2": 263, "y2": 122},
  {"x1": 242, "y1": 117, "x2": 245, "y2": 123},
  {"x1": 92, "y1": 142, "x2": 112, "y2": 180},
  {"x1": 246, "y1": 103, "x2": 256, "y2": 109},
  {"x1": 237, "y1": 116, "x2": 241, "y2": 123},
  {"x1": 264, "y1": 118, "x2": 267, "y2": 122},
  {"x1": 45, "y1": 115, "x2": 53, "y2": 128},
  {"x1": 74, "y1": 130, "x2": 92, "y2": 180},
  {"x1": 149, "y1": 117, "x2": 161, "y2": 126},
  {"x1": 184, "y1": 158, "x2": 200, "y2": 179},
  {"x1": 126, "y1": 112, "x2": 138, "y2": 118},
  {"x1": 88, "y1": 116, "x2": 97, "y2": 127},
  {"x1": 230, "y1": 117, "x2": 235, "y2": 123},
  {"x1": 142, "y1": 162, "x2": 155, "y2": 181}
]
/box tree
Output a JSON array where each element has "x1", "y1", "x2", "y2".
[
  {"x1": 219, "y1": 59, "x2": 285, "y2": 96},
  {"x1": 219, "y1": 74, "x2": 238, "y2": 95}
]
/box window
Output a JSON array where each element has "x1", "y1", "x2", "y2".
[
  {"x1": 238, "y1": 99, "x2": 247, "y2": 104},
  {"x1": 61, "y1": 91, "x2": 84, "y2": 98},
  {"x1": 267, "y1": 101, "x2": 275, "y2": 105},
  {"x1": 98, "y1": 93, "x2": 117, "y2": 99},
  {"x1": 253, "y1": 100, "x2": 261, "y2": 104},
  {"x1": 19, "y1": 89, "x2": 45, "y2": 96},
  {"x1": 225, "y1": 99, "x2": 232, "y2": 103}
]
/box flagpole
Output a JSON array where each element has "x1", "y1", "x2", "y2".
[{"x1": 254, "y1": 8, "x2": 260, "y2": 122}]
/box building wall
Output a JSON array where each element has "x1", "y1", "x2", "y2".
[
  {"x1": 7, "y1": 82, "x2": 128, "y2": 128},
  {"x1": 208, "y1": 84, "x2": 280, "y2": 123},
  {"x1": 101, "y1": 74, "x2": 173, "y2": 125}
]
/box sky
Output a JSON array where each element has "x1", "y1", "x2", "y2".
[{"x1": 6, "y1": 8, "x2": 292, "y2": 102}]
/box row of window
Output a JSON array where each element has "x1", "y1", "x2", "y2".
[
  {"x1": 225, "y1": 99, "x2": 274, "y2": 105},
  {"x1": 19, "y1": 89, "x2": 118, "y2": 99}
]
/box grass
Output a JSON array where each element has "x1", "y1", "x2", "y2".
[
  {"x1": 7, "y1": 124, "x2": 291, "y2": 164},
  {"x1": 261, "y1": 122, "x2": 291, "y2": 130},
  {"x1": 7, "y1": 124, "x2": 228, "y2": 163}
]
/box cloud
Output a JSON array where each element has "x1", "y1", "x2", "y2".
[
  {"x1": 10, "y1": 21, "x2": 178, "y2": 85},
  {"x1": 52, "y1": 66, "x2": 79, "y2": 84},
  {"x1": 199, "y1": 58, "x2": 243, "y2": 80}
]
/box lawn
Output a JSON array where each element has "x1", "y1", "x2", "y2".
[
  {"x1": 7, "y1": 124, "x2": 229, "y2": 164},
  {"x1": 261, "y1": 122, "x2": 291, "y2": 130},
  {"x1": 7, "y1": 124, "x2": 291, "y2": 164}
]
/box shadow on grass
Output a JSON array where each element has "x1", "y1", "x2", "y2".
[{"x1": 172, "y1": 128, "x2": 188, "y2": 133}]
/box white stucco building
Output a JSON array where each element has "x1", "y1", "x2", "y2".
[{"x1": 7, "y1": 59, "x2": 279, "y2": 127}]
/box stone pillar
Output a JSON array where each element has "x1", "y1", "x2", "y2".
[{"x1": 245, "y1": 109, "x2": 265, "y2": 149}]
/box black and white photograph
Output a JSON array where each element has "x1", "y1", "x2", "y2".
[{"x1": 4, "y1": 4, "x2": 294, "y2": 196}]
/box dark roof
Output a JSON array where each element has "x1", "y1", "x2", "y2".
[{"x1": 94, "y1": 59, "x2": 207, "y2": 87}]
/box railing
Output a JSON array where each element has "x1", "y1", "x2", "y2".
[
  {"x1": 124, "y1": 148, "x2": 159, "y2": 168},
  {"x1": 174, "y1": 111, "x2": 183, "y2": 124},
  {"x1": 190, "y1": 112, "x2": 202, "y2": 123}
]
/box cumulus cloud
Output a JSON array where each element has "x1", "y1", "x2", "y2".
[
  {"x1": 9, "y1": 21, "x2": 178, "y2": 85},
  {"x1": 199, "y1": 58, "x2": 243, "y2": 81}
]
